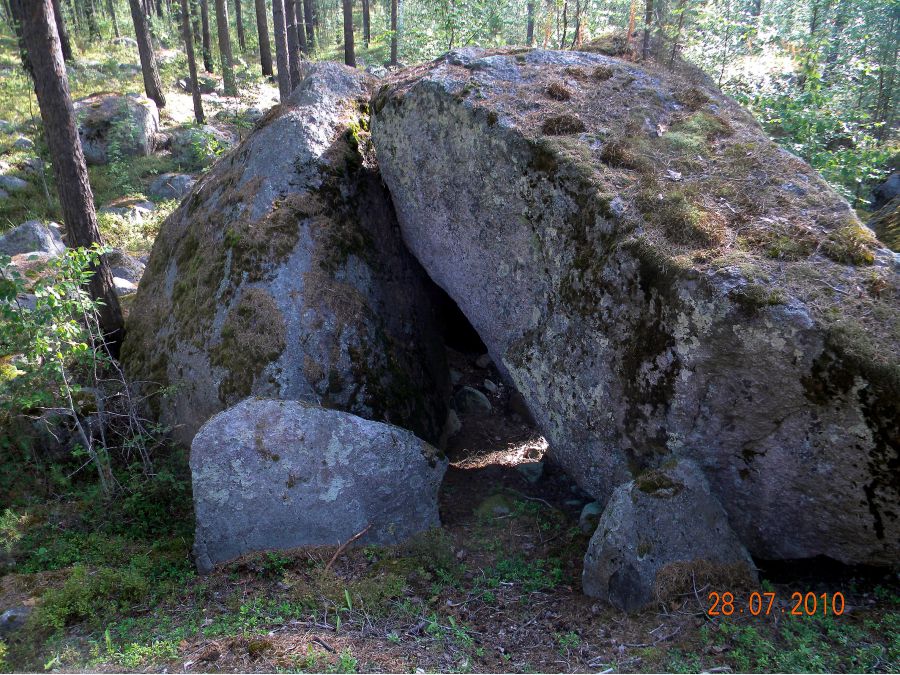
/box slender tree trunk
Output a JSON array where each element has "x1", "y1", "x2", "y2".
[
  {"x1": 669, "y1": 0, "x2": 686, "y2": 65},
  {"x1": 294, "y1": 0, "x2": 307, "y2": 53},
  {"x1": 51, "y1": 0, "x2": 73, "y2": 60},
  {"x1": 389, "y1": 0, "x2": 397, "y2": 65},
  {"x1": 272, "y1": 0, "x2": 291, "y2": 99},
  {"x1": 560, "y1": 0, "x2": 567, "y2": 48},
  {"x1": 73, "y1": 0, "x2": 84, "y2": 29},
  {"x1": 526, "y1": 0, "x2": 534, "y2": 46},
  {"x1": 341, "y1": 0, "x2": 354, "y2": 66},
  {"x1": 180, "y1": 0, "x2": 204, "y2": 122},
  {"x1": 85, "y1": 0, "x2": 100, "y2": 38},
  {"x1": 191, "y1": 0, "x2": 201, "y2": 47},
  {"x1": 106, "y1": 0, "x2": 120, "y2": 36},
  {"x1": 11, "y1": 0, "x2": 123, "y2": 343},
  {"x1": 156, "y1": 0, "x2": 163, "y2": 18},
  {"x1": 253, "y1": 0, "x2": 273, "y2": 74},
  {"x1": 128, "y1": 0, "x2": 166, "y2": 107},
  {"x1": 302, "y1": 0, "x2": 314, "y2": 51},
  {"x1": 285, "y1": 0, "x2": 302, "y2": 84},
  {"x1": 641, "y1": 0, "x2": 653, "y2": 58},
  {"x1": 200, "y1": 0, "x2": 213, "y2": 71},
  {"x1": 361, "y1": 0, "x2": 369, "y2": 47},
  {"x1": 214, "y1": 0, "x2": 236, "y2": 94},
  {"x1": 233, "y1": 0, "x2": 245, "y2": 50}
]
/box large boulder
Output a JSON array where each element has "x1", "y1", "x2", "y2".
[
  {"x1": 0, "y1": 220, "x2": 65, "y2": 257},
  {"x1": 74, "y1": 93, "x2": 159, "y2": 165},
  {"x1": 582, "y1": 459, "x2": 756, "y2": 611},
  {"x1": 122, "y1": 63, "x2": 449, "y2": 447},
  {"x1": 191, "y1": 398, "x2": 447, "y2": 572},
  {"x1": 371, "y1": 48, "x2": 899, "y2": 565}
]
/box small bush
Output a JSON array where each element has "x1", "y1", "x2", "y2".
[
  {"x1": 592, "y1": 65, "x2": 614, "y2": 81},
  {"x1": 31, "y1": 563, "x2": 150, "y2": 631}
]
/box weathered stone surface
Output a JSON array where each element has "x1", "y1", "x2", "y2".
[
  {"x1": 148, "y1": 172, "x2": 196, "y2": 201},
  {"x1": 106, "y1": 248, "x2": 146, "y2": 284},
  {"x1": 74, "y1": 93, "x2": 159, "y2": 165},
  {"x1": 12, "y1": 136, "x2": 33, "y2": 150},
  {"x1": 872, "y1": 173, "x2": 900, "y2": 211},
  {"x1": 99, "y1": 198, "x2": 156, "y2": 221},
  {"x1": 0, "y1": 175, "x2": 29, "y2": 193},
  {"x1": 0, "y1": 221, "x2": 65, "y2": 257},
  {"x1": 122, "y1": 63, "x2": 449, "y2": 447},
  {"x1": 583, "y1": 459, "x2": 755, "y2": 611},
  {"x1": 170, "y1": 124, "x2": 237, "y2": 168},
  {"x1": 453, "y1": 386, "x2": 492, "y2": 415},
  {"x1": 372, "y1": 48, "x2": 899, "y2": 565},
  {"x1": 191, "y1": 398, "x2": 447, "y2": 573}
]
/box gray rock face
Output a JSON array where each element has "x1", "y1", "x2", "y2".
[
  {"x1": 0, "y1": 220, "x2": 65, "y2": 256},
  {"x1": 191, "y1": 398, "x2": 447, "y2": 573},
  {"x1": 107, "y1": 248, "x2": 146, "y2": 283},
  {"x1": 122, "y1": 63, "x2": 449, "y2": 448},
  {"x1": 872, "y1": 172, "x2": 900, "y2": 211},
  {"x1": 0, "y1": 605, "x2": 31, "y2": 636},
  {"x1": 0, "y1": 175, "x2": 29, "y2": 193},
  {"x1": 583, "y1": 459, "x2": 755, "y2": 611},
  {"x1": 372, "y1": 48, "x2": 899, "y2": 565},
  {"x1": 453, "y1": 386, "x2": 492, "y2": 415},
  {"x1": 12, "y1": 136, "x2": 33, "y2": 150},
  {"x1": 148, "y1": 172, "x2": 196, "y2": 201},
  {"x1": 170, "y1": 124, "x2": 236, "y2": 168},
  {"x1": 74, "y1": 93, "x2": 159, "y2": 165},
  {"x1": 99, "y1": 198, "x2": 156, "y2": 221}
]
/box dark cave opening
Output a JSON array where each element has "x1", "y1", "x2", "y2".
[{"x1": 428, "y1": 282, "x2": 488, "y2": 355}]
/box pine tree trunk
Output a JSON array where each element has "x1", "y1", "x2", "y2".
[
  {"x1": 200, "y1": 0, "x2": 214, "y2": 71},
  {"x1": 128, "y1": 0, "x2": 166, "y2": 107},
  {"x1": 233, "y1": 0, "x2": 245, "y2": 51},
  {"x1": 180, "y1": 0, "x2": 204, "y2": 122},
  {"x1": 214, "y1": 0, "x2": 236, "y2": 94},
  {"x1": 292, "y1": 0, "x2": 309, "y2": 54},
  {"x1": 641, "y1": 0, "x2": 653, "y2": 59},
  {"x1": 526, "y1": 0, "x2": 534, "y2": 46},
  {"x1": 389, "y1": 0, "x2": 397, "y2": 65},
  {"x1": 254, "y1": 0, "x2": 273, "y2": 75},
  {"x1": 11, "y1": 0, "x2": 124, "y2": 342},
  {"x1": 106, "y1": 0, "x2": 120, "y2": 36},
  {"x1": 285, "y1": 0, "x2": 302, "y2": 85},
  {"x1": 341, "y1": 0, "x2": 354, "y2": 66},
  {"x1": 361, "y1": 0, "x2": 369, "y2": 47},
  {"x1": 85, "y1": 0, "x2": 100, "y2": 38},
  {"x1": 191, "y1": 0, "x2": 201, "y2": 47},
  {"x1": 302, "y1": 0, "x2": 314, "y2": 51},
  {"x1": 51, "y1": 0, "x2": 73, "y2": 60},
  {"x1": 272, "y1": 0, "x2": 291, "y2": 99}
]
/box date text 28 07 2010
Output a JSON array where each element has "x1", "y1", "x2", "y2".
[{"x1": 708, "y1": 591, "x2": 846, "y2": 617}]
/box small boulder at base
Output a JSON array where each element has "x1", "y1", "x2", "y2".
[
  {"x1": 191, "y1": 398, "x2": 447, "y2": 573},
  {"x1": 583, "y1": 459, "x2": 756, "y2": 611},
  {"x1": 74, "y1": 93, "x2": 159, "y2": 165},
  {"x1": 0, "y1": 220, "x2": 65, "y2": 257},
  {"x1": 106, "y1": 248, "x2": 146, "y2": 284},
  {"x1": 148, "y1": 172, "x2": 196, "y2": 201},
  {"x1": 0, "y1": 175, "x2": 29, "y2": 193}
]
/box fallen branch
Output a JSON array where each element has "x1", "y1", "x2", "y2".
[{"x1": 324, "y1": 523, "x2": 372, "y2": 572}]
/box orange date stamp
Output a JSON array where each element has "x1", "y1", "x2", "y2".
[{"x1": 708, "y1": 591, "x2": 846, "y2": 617}]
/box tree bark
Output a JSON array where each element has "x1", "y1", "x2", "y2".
[
  {"x1": 85, "y1": 0, "x2": 100, "y2": 38},
  {"x1": 191, "y1": 0, "x2": 201, "y2": 47},
  {"x1": 526, "y1": 0, "x2": 534, "y2": 46},
  {"x1": 233, "y1": 0, "x2": 245, "y2": 50},
  {"x1": 302, "y1": 0, "x2": 314, "y2": 51},
  {"x1": 11, "y1": 0, "x2": 123, "y2": 342},
  {"x1": 272, "y1": 0, "x2": 291, "y2": 99},
  {"x1": 253, "y1": 0, "x2": 273, "y2": 75},
  {"x1": 285, "y1": 0, "x2": 302, "y2": 84},
  {"x1": 214, "y1": 0, "x2": 236, "y2": 94},
  {"x1": 389, "y1": 0, "x2": 397, "y2": 65},
  {"x1": 294, "y1": 0, "x2": 307, "y2": 53},
  {"x1": 361, "y1": 0, "x2": 369, "y2": 47},
  {"x1": 50, "y1": 0, "x2": 73, "y2": 60},
  {"x1": 641, "y1": 0, "x2": 653, "y2": 59},
  {"x1": 200, "y1": 0, "x2": 214, "y2": 71},
  {"x1": 341, "y1": 0, "x2": 354, "y2": 66},
  {"x1": 180, "y1": 0, "x2": 204, "y2": 122},
  {"x1": 128, "y1": 0, "x2": 166, "y2": 107},
  {"x1": 106, "y1": 0, "x2": 120, "y2": 36}
]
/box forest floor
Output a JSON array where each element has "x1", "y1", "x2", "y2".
[
  {"x1": 2, "y1": 345, "x2": 898, "y2": 673},
  {"x1": 1, "y1": 23, "x2": 899, "y2": 675}
]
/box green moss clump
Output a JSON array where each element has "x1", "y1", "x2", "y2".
[
  {"x1": 634, "y1": 469, "x2": 684, "y2": 496},
  {"x1": 546, "y1": 82, "x2": 572, "y2": 101},
  {"x1": 729, "y1": 283, "x2": 787, "y2": 313},
  {"x1": 541, "y1": 114, "x2": 586, "y2": 136},
  {"x1": 822, "y1": 224, "x2": 877, "y2": 265},
  {"x1": 637, "y1": 188, "x2": 725, "y2": 247},
  {"x1": 592, "y1": 65, "x2": 614, "y2": 80},
  {"x1": 868, "y1": 198, "x2": 899, "y2": 252},
  {"x1": 674, "y1": 86, "x2": 711, "y2": 111},
  {"x1": 600, "y1": 138, "x2": 650, "y2": 171},
  {"x1": 210, "y1": 287, "x2": 287, "y2": 403}
]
